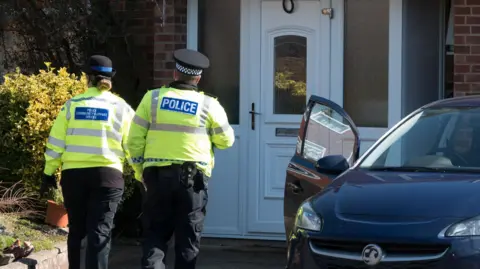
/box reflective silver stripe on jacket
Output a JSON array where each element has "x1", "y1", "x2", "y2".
[
  {"x1": 66, "y1": 128, "x2": 122, "y2": 142},
  {"x1": 199, "y1": 96, "x2": 214, "y2": 127},
  {"x1": 47, "y1": 137, "x2": 66, "y2": 148},
  {"x1": 45, "y1": 149, "x2": 62, "y2": 159},
  {"x1": 65, "y1": 145, "x2": 125, "y2": 158},
  {"x1": 212, "y1": 123, "x2": 231, "y2": 135},
  {"x1": 65, "y1": 100, "x2": 72, "y2": 120},
  {"x1": 133, "y1": 115, "x2": 150, "y2": 129},
  {"x1": 150, "y1": 123, "x2": 210, "y2": 135},
  {"x1": 151, "y1": 90, "x2": 160, "y2": 124}
]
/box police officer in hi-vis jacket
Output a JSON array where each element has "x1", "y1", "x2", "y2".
[
  {"x1": 40, "y1": 55, "x2": 135, "y2": 269},
  {"x1": 127, "y1": 49, "x2": 235, "y2": 269}
]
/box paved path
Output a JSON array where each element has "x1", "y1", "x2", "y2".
[{"x1": 109, "y1": 243, "x2": 286, "y2": 269}]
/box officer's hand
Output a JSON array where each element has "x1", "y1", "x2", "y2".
[{"x1": 39, "y1": 174, "x2": 57, "y2": 198}]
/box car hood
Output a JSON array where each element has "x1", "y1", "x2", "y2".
[{"x1": 311, "y1": 169, "x2": 480, "y2": 218}]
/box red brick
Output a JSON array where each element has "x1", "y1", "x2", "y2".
[
  {"x1": 472, "y1": 65, "x2": 480, "y2": 72},
  {"x1": 456, "y1": 64, "x2": 471, "y2": 73},
  {"x1": 456, "y1": 7, "x2": 472, "y2": 15},
  {"x1": 466, "y1": 55, "x2": 480, "y2": 62},
  {"x1": 454, "y1": 90, "x2": 467, "y2": 97},
  {"x1": 465, "y1": 74, "x2": 480, "y2": 82},
  {"x1": 456, "y1": 25, "x2": 471, "y2": 34},
  {"x1": 471, "y1": 84, "x2": 480, "y2": 92},
  {"x1": 467, "y1": 0, "x2": 480, "y2": 5},
  {"x1": 472, "y1": 26, "x2": 480, "y2": 34},
  {"x1": 455, "y1": 83, "x2": 471, "y2": 91},
  {"x1": 466, "y1": 16, "x2": 480, "y2": 24},
  {"x1": 455, "y1": 55, "x2": 467, "y2": 63},
  {"x1": 456, "y1": 15, "x2": 466, "y2": 25},
  {"x1": 455, "y1": 35, "x2": 467, "y2": 45},
  {"x1": 473, "y1": 8, "x2": 480, "y2": 15},
  {"x1": 164, "y1": 44, "x2": 175, "y2": 50},
  {"x1": 466, "y1": 35, "x2": 480, "y2": 44},
  {"x1": 471, "y1": 45, "x2": 480, "y2": 54},
  {"x1": 455, "y1": 74, "x2": 466, "y2": 82},
  {"x1": 456, "y1": 0, "x2": 466, "y2": 5},
  {"x1": 154, "y1": 70, "x2": 172, "y2": 78},
  {"x1": 155, "y1": 34, "x2": 174, "y2": 42},
  {"x1": 456, "y1": 45, "x2": 471, "y2": 54},
  {"x1": 129, "y1": 10, "x2": 154, "y2": 19}
]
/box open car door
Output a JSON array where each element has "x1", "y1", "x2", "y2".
[{"x1": 283, "y1": 95, "x2": 360, "y2": 238}]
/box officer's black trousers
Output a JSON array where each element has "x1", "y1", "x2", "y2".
[
  {"x1": 141, "y1": 166, "x2": 208, "y2": 269},
  {"x1": 61, "y1": 167, "x2": 124, "y2": 269}
]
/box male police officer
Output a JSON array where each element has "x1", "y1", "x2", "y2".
[
  {"x1": 40, "y1": 55, "x2": 135, "y2": 269},
  {"x1": 127, "y1": 49, "x2": 235, "y2": 269}
]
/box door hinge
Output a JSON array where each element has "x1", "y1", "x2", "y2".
[{"x1": 321, "y1": 8, "x2": 334, "y2": 19}]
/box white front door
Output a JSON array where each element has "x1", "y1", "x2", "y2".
[{"x1": 246, "y1": 0, "x2": 333, "y2": 235}]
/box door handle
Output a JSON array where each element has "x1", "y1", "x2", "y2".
[
  {"x1": 287, "y1": 182, "x2": 303, "y2": 194},
  {"x1": 249, "y1": 102, "x2": 260, "y2": 130}
]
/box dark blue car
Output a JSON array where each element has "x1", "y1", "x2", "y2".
[{"x1": 284, "y1": 95, "x2": 480, "y2": 268}]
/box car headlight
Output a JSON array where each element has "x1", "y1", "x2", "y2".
[
  {"x1": 294, "y1": 200, "x2": 322, "y2": 231},
  {"x1": 445, "y1": 216, "x2": 480, "y2": 237}
]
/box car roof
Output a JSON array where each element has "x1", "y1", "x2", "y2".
[{"x1": 423, "y1": 95, "x2": 480, "y2": 109}]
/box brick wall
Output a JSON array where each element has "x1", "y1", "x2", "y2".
[
  {"x1": 454, "y1": 0, "x2": 480, "y2": 96},
  {"x1": 153, "y1": 0, "x2": 188, "y2": 88},
  {"x1": 110, "y1": 0, "x2": 187, "y2": 106}
]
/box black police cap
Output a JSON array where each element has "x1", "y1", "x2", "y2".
[
  {"x1": 173, "y1": 49, "x2": 210, "y2": 76},
  {"x1": 83, "y1": 55, "x2": 116, "y2": 78}
]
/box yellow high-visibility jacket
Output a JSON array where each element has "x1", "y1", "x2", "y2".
[
  {"x1": 127, "y1": 86, "x2": 235, "y2": 180},
  {"x1": 43, "y1": 87, "x2": 135, "y2": 176}
]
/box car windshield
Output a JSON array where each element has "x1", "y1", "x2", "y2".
[{"x1": 358, "y1": 107, "x2": 480, "y2": 172}]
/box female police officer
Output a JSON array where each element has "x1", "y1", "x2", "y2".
[{"x1": 40, "y1": 55, "x2": 135, "y2": 269}]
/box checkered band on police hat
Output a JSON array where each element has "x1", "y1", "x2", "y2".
[{"x1": 176, "y1": 62, "x2": 203, "y2": 76}]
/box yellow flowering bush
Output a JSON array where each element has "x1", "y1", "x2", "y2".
[{"x1": 0, "y1": 63, "x2": 87, "y2": 193}]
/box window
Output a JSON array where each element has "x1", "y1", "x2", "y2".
[
  {"x1": 274, "y1": 35, "x2": 307, "y2": 115},
  {"x1": 344, "y1": 0, "x2": 390, "y2": 128},
  {"x1": 198, "y1": 0, "x2": 240, "y2": 124},
  {"x1": 359, "y1": 108, "x2": 480, "y2": 170},
  {"x1": 302, "y1": 102, "x2": 356, "y2": 165}
]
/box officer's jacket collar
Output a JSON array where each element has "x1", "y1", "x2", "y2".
[
  {"x1": 169, "y1": 81, "x2": 198, "y2": 91},
  {"x1": 86, "y1": 87, "x2": 101, "y2": 94}
]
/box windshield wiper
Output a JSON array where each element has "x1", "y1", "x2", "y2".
[{"x1": 365, "y1": 166, "x2": 449, "y2": 172}]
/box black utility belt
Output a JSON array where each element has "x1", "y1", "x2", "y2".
[
  {"x1": 161, "y1": 163, "x2": 202, "y2": 173},
  {"x1": 162, "y1": 162, "x2": 203, "y2": 190}
]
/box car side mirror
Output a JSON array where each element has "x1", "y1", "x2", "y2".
[{"x1": 315, "y1": 155, "x2": 350, "y2": 175}]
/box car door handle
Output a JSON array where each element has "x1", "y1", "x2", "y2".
[{"x1": 287, "y1": 182, "x2": 303, "y2": 194}]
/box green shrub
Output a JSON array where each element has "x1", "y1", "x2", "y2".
[
  {"x1": 0, "y1": 63, "x2": 87, "y2": 193},
  {"x1": 0, "y1": 63, "x2": 137, "y2": 204}
]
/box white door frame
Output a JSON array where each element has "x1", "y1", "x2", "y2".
[{"x1": 186, "y1": 0, "x2": 404, "y2": 240}]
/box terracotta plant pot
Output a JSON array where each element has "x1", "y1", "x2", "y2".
[{"x1": 45, "y1": 200, "x2": 69, "y2": 228}]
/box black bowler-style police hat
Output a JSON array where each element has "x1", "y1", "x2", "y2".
[
  {"x1": 173, "y1": 49, "x2": 210, "y2": 76},
  {"x1": 83, "y1": 55, "x2": 116, "y2": 78}
]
